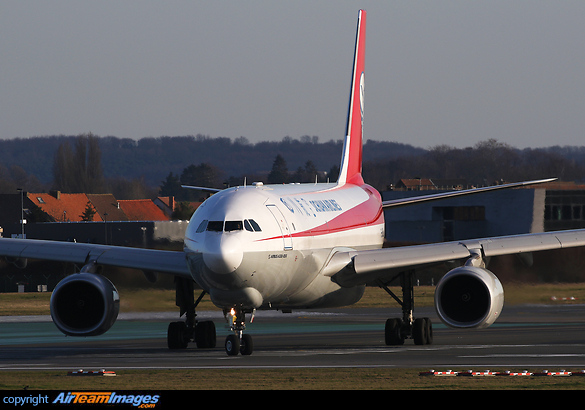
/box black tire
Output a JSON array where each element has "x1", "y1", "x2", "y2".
[
  {"x1": 413, "y1": 318, "x2": 427, "y2": 345},
  {"x1": 225, "y1": 334, "x2": 240, "y2": 356},
  {"x1": 195, "y1": 320, "x2": 216, "y2": 348},
  {"x1": 167, "y1": 321, "x2": 188, "y2": 349},
  {"x1": 424, "y1": 317, "x2": 433, "y2": 345},
  {"x1": 240, "y1": 334, "x2": 254, "y2": 356},
  {"x1": 385, "y1": 318, "x2": 404, "y2": 345}
]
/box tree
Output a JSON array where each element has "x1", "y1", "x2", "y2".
[
  {"x1": 291, "y1": 160, "x2": 319, "y2": 183},
  {"x1": 267, "y1": 154, "x2": 289, "y2": 184},
  {"x1": 180, "y1": 163, "x2": 221, "y2": 188},
  {"x1": 180, "y1": 163, "x2": 223, "y2": 201},
  {"x1": 52, "y1": 133, "x2": 105, "y2": 193},
  {"x1": 172, "y1": 201, "x2": 196, "y2": 220},
  {"x1": 159, "y1": 172, "x2": 182, "y2": 198},
  {"x1": 80, "y1": 201, "x2": 97, "y2": 221},
  {"x1": 328, "y1": 164, "x2": 340, "y2": 183}
]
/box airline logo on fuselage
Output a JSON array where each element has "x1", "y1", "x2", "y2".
[
  {"x1": 309, "y1": 199, "x2": 343, "y2": 213},
  {"x1": 280, "y1": 197, "x2": 342, "y2": 216}
]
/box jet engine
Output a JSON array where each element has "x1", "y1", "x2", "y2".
[
  {"x1": 50, "y1": 273, "x2": 120, "y2": 336},
  {"x1": 434, "y1": 266, "x2": 504, "y2": 329}
]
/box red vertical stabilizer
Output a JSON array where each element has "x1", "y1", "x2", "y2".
[{"x1": 338, "y1": 9, "x2": 366, "y2": 186}]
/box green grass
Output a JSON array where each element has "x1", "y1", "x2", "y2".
[{"x1": 2, "y1": 368, "x2": 585, "y2": 390}]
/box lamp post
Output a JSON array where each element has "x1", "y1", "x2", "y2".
[
  {"x1": 16, "y1": 188, "x2": 25, "y2": 239},
  {"x1": 104, "y1": 212, "x2": 108, "y2": 245}
]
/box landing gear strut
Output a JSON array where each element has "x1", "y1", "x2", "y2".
[
  {"x1": 167, "y1": 277, "x2": 216, "y2": 350},
  {"x1": 379, "y1": 270, "x2": 433, "y2": 346},
  {"x1": 223, "y1": 306, "x2": 254, "y2": 356}
]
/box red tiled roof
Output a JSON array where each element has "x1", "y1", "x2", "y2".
[
  {"x1": 28, "y1": 192, "x2": 101, "y2": 222},
  {"x1": 86, "y1": 194, "x2": 128, "y2": 221},
  {"x1": 118, "y1": 199, "x2": 170, "y2": 221},
  {"x1": 29, "y1": 192, "x2": 175, "y2": 222}
]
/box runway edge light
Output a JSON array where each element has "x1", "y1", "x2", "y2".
[{"x1": 420, "y1": 369, "x2": 584, "y2": 377}]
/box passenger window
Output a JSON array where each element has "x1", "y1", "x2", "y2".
[
  {"x1": 206, "y1": 221, "x2": 224, "y2": 232},
  {"x1": 196, "y1": 220, "x2": 208, "y2": 233},
  {"x1": 225, "y1": 221, "x2": 243, "y2": 232}
]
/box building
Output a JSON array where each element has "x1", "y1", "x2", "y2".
[
  {"x1": 29, "y1": 192, "x2": 99, "y2": 222},
  {"x1": 383, "y1": 180, "x2": 585, "y2": 244},
  {"x1": 0, "y1": 191, "x2": 183, "y2": 239},
  {"x1": 0, "y1": 192, "x2": 190, "y2": 292}
]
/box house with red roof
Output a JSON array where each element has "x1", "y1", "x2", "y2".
[
  {"x1": 118, "y1": 199, "x2": 170, "y2": 221},
  {"x1": 28, "y1": 191, "x2": 172, "y2": 223},
  {"x1": 28, "y1": 191, "x2": 100, "y2": 222}
]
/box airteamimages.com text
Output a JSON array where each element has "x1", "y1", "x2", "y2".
[{"x1": 3, "y1": 391, "x2": 161, "y2": 408}]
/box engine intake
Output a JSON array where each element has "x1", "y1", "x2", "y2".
[
  {"x1": 50, "y1": 273, "x2": 120, "y2": 336},
  {"x1": 435, "y1": 266, "x2": 503, "y2": 329}
]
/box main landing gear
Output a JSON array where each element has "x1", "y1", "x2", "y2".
[
  {"x1": 167, "y1": 277, "x2": 217, "y2": 350},
  {"x1": 223, "y1": 307, "x2": 254, "y2": 356},
  {"x1": 379, "y1": 270, "x2": 433, "y2": 346}
]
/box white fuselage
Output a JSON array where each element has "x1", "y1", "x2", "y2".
[{"x1": 183, "y1": 181, "x2": 385, "y2": 310}]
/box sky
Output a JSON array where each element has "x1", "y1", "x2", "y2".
[{"x1": 2, "y1": 1, "x2": 585, "y2": 150}]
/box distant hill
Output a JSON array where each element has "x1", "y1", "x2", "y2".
[
  {"x1": 2, "y1": 135, "x2": 585, "y2": 192},
  {"x1": 0, "y1": 135, "x2": 426, "y2": 187}
]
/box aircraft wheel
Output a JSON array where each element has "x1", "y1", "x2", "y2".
[
  {"x1": 413, "y1": 318, "x2": 426, "y2": 345},
  {"x1": 225, "y1": 334, "x2": 240, "y2": 356},
  {"x1": 195, "y1": 320, "x2": 216, "y2": 348},
  {"x1": 425, "y1": 318, "x2": 433, "y2": 345},
  {"x1": 413, "y1": 318, "x2": 433, "y2": 345},
  {"x1": 240, "y1": 334, "x2": 254, "y2": 356},
  {"x1": 385, "y1": 318, "x2": 404, "y2": 345},
  {"x1": 167, "y1": 321, "x2": 188, "y2": 349}
]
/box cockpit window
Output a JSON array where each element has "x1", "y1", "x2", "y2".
[
  {"x1": 206, "y1": 221, "x2": 224, "y2": 232},
  {"x1": 224, "y1": 221, "x2": 243, "y2": 232},
  {"x1": 245, "y1": 219, "x2": 262, "y2": 232},
  {"x1": 196, "y1": 220, "x2": 208, "y2": 233},
  {"x1": 249, "y1": 219, "x2": 261, "y2": 232},
  {"x1": 204, "y1": 219, "x2": 261, "y2": 232}
]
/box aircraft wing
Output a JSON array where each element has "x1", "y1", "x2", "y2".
[
  {"x1": 382, "y1": 178, "x2": 556, "y2": 209},
  {"x1": 181, "y1": 185, "x2": 222, "y2": 193},
  {"x1": 0, "y1": 238, "x2": 191, "y2": 278},
  {"x1": 327, "y1": 229, "x2": 585, "y2": 287}
]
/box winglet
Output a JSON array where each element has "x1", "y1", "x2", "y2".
[{"x1": 338, "y1": 9, "x2": 366, "y2": 186}]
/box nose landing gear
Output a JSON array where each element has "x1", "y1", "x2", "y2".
[{"x1": 224, "y1": 307, "x2": 254, "y2": 356}]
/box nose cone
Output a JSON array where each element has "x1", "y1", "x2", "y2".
[{"x1": 203, "y1": 234, "x2": 243, "y2": 274}]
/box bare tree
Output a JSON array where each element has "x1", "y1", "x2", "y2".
[{"x1": 52, "y1": 133, "x2": 105, "y2": 193}]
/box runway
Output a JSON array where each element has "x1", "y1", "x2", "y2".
[{"x1": 2, "y1": 305, "x2": 585, "y2": 371}]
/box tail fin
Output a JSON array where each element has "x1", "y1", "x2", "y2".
[{"x1": 338, "y1": 9, "x2": 366, "y2": 186}]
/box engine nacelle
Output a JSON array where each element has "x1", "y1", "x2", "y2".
[
  {"x1": 50, "y1": 273, "x2": 120, "y2": 337},
  {"x1": 435, "y1": 266, "x2": 504, "y2": 329}
]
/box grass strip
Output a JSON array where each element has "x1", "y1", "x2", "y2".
[{"x1": 3, "y1": 368, "x2": 585, "y2": 390}]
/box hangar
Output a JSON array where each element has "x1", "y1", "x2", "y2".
[{"x1": 383, "y1": 179, "x2": 585, "y2": 244}]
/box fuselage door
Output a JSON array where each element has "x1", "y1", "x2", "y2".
[{"x1": 266, "y1": 204, "x2": 293, "y2": 250}]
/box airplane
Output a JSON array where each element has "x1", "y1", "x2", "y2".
[{"x1": 3, "y1": 9, "x2": 585, "y2": 356}]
